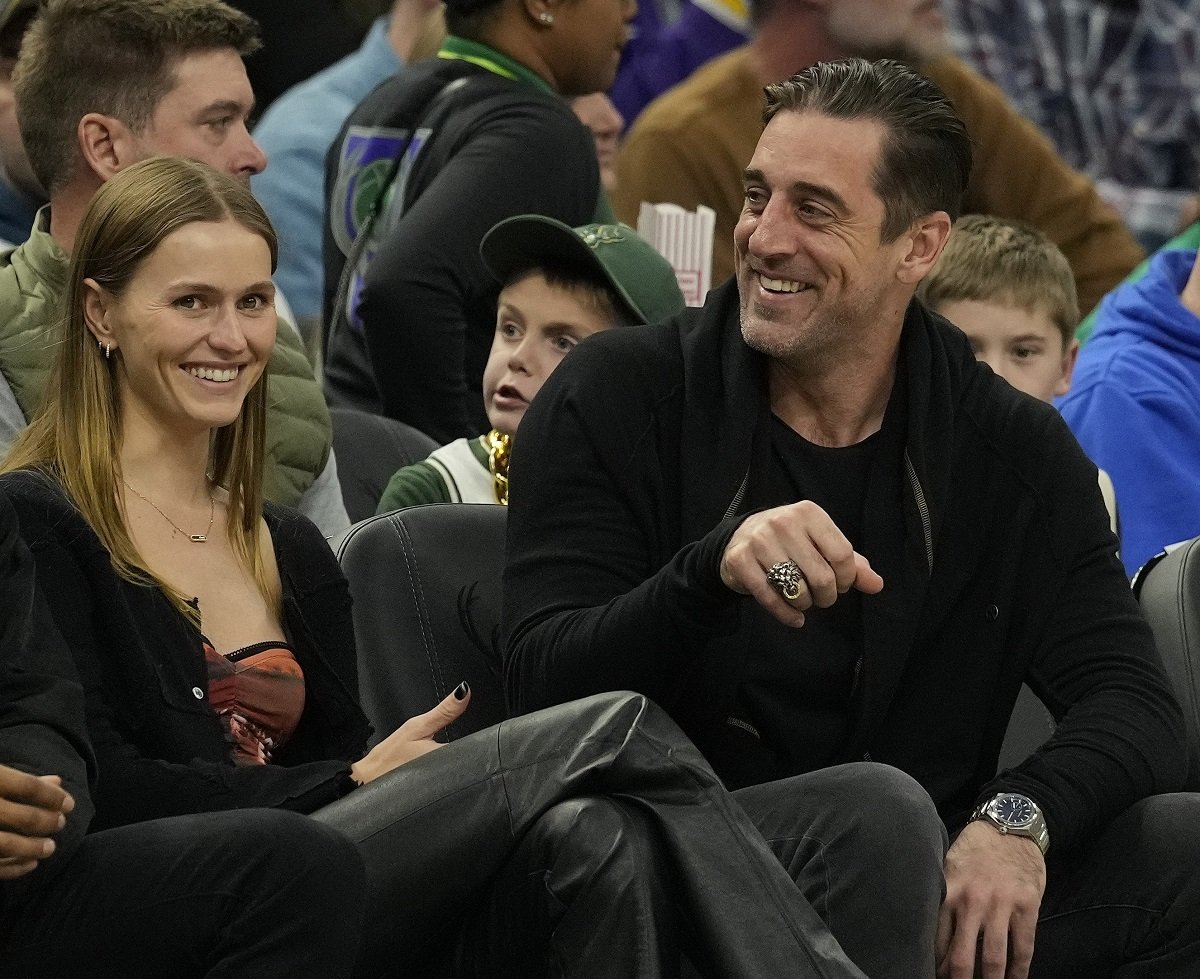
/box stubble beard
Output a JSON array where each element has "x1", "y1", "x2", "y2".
[
  {"x1": 739, "y1": 283, "x2": 887, "y2": 377},
  {"x1": 740, "y1": 298, "x2": 845, "y2": 377}
]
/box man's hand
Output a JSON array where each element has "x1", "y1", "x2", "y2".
[
  {"x1": 720, "y1": 500, "x2": 883, "y2": 626},
  {"x1": 936, "y1": 820, "x2": 1047, "y2": 979},
  {"x1": 351, "y1": 683, "x2": 471, "y2": 785},
  {"x1": 0, "y1": 765, "x2": 75, "y2": 880}
]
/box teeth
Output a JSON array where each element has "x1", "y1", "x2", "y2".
[
  {"x1": 759, "y1": 275, "x2": 803, "y2": 293},
  {"x1": 187, "y1": 366, "x2": 239, "y2": 382}
]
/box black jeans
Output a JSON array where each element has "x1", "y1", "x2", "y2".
[
  {"x1": 313, "y1": 691, "x2": 868, "y2": 979},
  {"x1": 733, "y1": 764, "x2": 950, "y2": 979},
  {"x1": 730, "y1": 771, "x2": 1200, "y2": 978},
  {"x1": 0, "y1": 807, "x2": 366, "y2": 977},
  {"x1": 1032, "y1": 792, "x2": 1200, "y2": 978}
]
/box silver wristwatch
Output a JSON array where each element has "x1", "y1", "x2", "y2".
[{"x1": 969, "y1": 792, "x2": 1050, "y2": 856}]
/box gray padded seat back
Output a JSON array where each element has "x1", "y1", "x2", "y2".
[
  {"x1": 330, "y1": 407, "x2": 439, "y2": 523},
  {"x1": 334, "y1": 504, "x2": 508, "y2": 746},
  {"x1": 1133, "y1": 536, "x2": 1200, "y2": 787}
]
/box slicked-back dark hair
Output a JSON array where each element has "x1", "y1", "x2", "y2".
[
  {"x1": 13, "y1": 0, "x2": 260, "y2": 195},
  {"x1": 763, "y1": 58, "x2": 972, "y2": 242}
]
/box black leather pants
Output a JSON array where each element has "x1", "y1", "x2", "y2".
[
  {"x1": 313, "y1": 691, "x2": 866, "y2": 979},
  {"x1": 453, "y1": 795, "x2": 681, "y2": 977}
]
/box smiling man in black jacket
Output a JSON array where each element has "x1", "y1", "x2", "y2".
[{"x1": 503, "y1": 57, "x2": 1200, "y2": 979}]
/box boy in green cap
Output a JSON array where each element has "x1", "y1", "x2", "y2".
[{"x1": 376, "y1": 217, "x2": 684, "y2": 511}]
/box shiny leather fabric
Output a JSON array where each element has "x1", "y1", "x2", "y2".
[{"x1": 314, "y1": 691, "x2": 865, "y2": 978}]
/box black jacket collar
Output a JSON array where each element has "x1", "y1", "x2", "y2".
[
  {"x1": 676, "y1": 280, "x2": 978, "y2": 550},
  {"x1": 675, "y1": 280, "x2": 983, "y2": 751}
]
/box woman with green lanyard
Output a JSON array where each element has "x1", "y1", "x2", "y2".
[{"x1": 323, "y1": 0, "x2": 629, "y2": 443}]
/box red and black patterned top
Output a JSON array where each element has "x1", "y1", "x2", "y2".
[{"x1": 203, "y1": 639, "x2": 306, "y2": 766}]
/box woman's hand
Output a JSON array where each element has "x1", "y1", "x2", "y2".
[{"x1": 350, "y1": 682, "x2": 471, "y2": 785}]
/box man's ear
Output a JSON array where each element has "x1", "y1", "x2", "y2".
[
  {"x1": 896, "y1": 210, "x2": 952, "y2": 285},
  {"x1": 77, "y1": 112, "x2": 138, "y2": 183},
  {"x1": 82, "y1": 277, "x2": 118, "y2": 354}
]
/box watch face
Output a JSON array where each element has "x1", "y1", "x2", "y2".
[{"x1": 991, "y1": 793, "x2": 1036, "y2": 827}]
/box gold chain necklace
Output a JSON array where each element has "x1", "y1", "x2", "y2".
[
  {"x1": 485, "y1": 429, "x2": 511, "y2": 506},
  {"x1": 122, "y1": 479, "x2": 215, "y2": 543}
]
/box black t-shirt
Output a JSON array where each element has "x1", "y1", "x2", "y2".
[{"x1": 737, "y1": 416, "x2": 881, "y2": 775}]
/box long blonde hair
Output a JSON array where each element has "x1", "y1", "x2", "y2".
[{"x1": 2, "y1": 156, "x2": 280, "y2": 624}]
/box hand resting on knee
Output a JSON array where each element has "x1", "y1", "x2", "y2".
[{"x1": 350, "y1": 683, "x2": 471, "y2": 785}]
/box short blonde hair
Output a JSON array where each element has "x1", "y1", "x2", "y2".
[{"x1": 919, "y1": 214, "x2": 1079, "y2": 343}]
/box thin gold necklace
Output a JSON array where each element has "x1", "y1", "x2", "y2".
[
  {"x1": 122, "y1": 479, "x2": 215, "y2": 543},
  {"x1": 485, "y1": 429, "x2": 511, "y2": 506}
]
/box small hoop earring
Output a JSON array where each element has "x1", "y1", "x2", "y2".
[
  {"x1": 98, "y1": 339, "x2": 110, "y2": 359},
  {"x1": 539, "y1": 11, "x2": 553, "y2": 23}
]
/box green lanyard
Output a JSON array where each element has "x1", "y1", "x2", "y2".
[
  {"x1": 435, "y1": 35, "x2": 615, "y2": 223},
  {"x1": 436, "y1": 36, "x2": 555, "y2": 94}
]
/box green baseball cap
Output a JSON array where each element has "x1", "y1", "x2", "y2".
[{"x1": 480, "y1": 215, "x2": 686, "y2": 326}]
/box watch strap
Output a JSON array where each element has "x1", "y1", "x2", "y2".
[{"x1": 970, "y1": 793, "x2": 1050, "y2": 856}]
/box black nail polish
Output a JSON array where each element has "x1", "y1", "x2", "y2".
[{"x1": 454, "y1": 681, "x2": 469, "y2": 700}]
